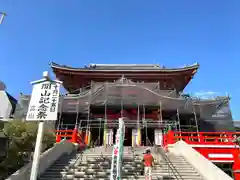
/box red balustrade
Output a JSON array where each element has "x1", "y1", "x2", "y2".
[
  {"x1": 55, "y1": 129, "x2": 85, "y2": 146},
  {"x1": 163, "y1": 130, "x2": 240, "y2": 180},
  {"x1": 55, "y1": 129, "x2": 240, "y2": 179},
  {"x1": 164, "y1": 130, "x2": 240, "y2": 146}
]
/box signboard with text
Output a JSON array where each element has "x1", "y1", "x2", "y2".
[{"x1": 26, "y1": 81, "x2": 60, "y2": 121}]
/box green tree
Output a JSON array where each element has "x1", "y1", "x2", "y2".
[{"x1": 0, "y1": 120, "x2": 55, "y2": 179}]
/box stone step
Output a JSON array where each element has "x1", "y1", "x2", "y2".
[
  {"x1": 39, "y1": 176, "x2": 203, "y2": 180},
  {"x1": 60, "y1": 175, "x2": 164, "y2": 179},
  {"x1": 155, "y1": 169, "x2": 199, "y2": 173},
  {"x1": 39, "y1": 148, "x2": 206, "y2": 180},
  {"x1": 58, "y1": 177, "x2": 164, "y2": 180}
]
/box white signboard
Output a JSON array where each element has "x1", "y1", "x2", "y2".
[{"x1": 26, "y1": 81, "x2": 60, "y2": 121}]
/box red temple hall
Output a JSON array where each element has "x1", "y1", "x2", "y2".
[
  {"x1": 18, "y1": 62, "x2": 234, "y2": 146},
  {"x1": 16, "y1": 62, "x2": 240, "y2": 178}
]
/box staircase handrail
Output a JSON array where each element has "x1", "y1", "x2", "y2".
[
  {"x1": 155, "y1": 146, "x2": 184, "y2": 180},
  {"x1": 62, "y1": 148, "x2": 84, "y2": 180}
]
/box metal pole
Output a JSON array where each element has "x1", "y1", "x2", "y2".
[
  {"x1": 121, "y1": 77, "x2": 124, "y2": 118},
  {"x1": 137, "y1": 103, "x2": 140, "y2": 147},
  {"x1": 0, "y1": 12, "x2": 6, "y2": 25},
  {"x1": 137, "y1": 103, "x2": 140, "y2": 129},
  {"x1": 145, "y1": 105, "x2": 148, "y2": 146},
  {"x1": 176, "y1": 108, "x2": 181, "y2": 132},
  {"x1": 159, "y1": 101, "x2": 162, "y2": 127},
  {"x1": 57, "y1": 96, "x2": 64, "y2": 130},
  {"x1": 75, "y1": 99, "x2": 80, "y2": 128},
  {"x1": 143, "y1": 104, "x2": 147, "y2": 146},
  {"x1": 104, "y1": 83, "x2": 108, "y2": 145},
  {"x1": 142, "y1": 104, "x2": 145, "y2": 127},
  {"x1": 85, "y1": 81, "x2": 92, "y2": 142},
  {"x1": 30, "y1": 121, "x2": 44, "y2": 180},
  {"x1": 193, "y1": 105, "x2": 199, "y2": 133}
]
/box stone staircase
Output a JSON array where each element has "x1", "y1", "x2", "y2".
[
  {"x1": 61, "y1": 146, "x2": 163, "y2": 180},
  {"x1": 38, "y1": 150, "x2": 81, "y2": 180},
  {"x1": 157, "y1": 153, "x2": 206, "y2": 180},
  {"x1": 38, "y1": 146, "x2": 206, "y2": 180}
]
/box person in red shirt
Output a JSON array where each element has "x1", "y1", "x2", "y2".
[{"x1": 143, "y1": 148, "x2": 154, "y2": 180}]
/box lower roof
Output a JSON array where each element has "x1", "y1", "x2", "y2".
[{"x1": 18, "y1": 82, "x2": 229, "y2": 116}]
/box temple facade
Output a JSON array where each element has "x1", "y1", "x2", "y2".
[{"x1": 15, "y1": 62, "x2": 235, "y2": 146}]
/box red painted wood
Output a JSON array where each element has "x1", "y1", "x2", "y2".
[
  {"x1": 55, "y1": 129, "x2": 85, "y2": 145},
  {"x1": 164, "y1": 131, "x2": 240, "y2": 179},
  {"x1": 57, "y1": 129, "x2": 240, "y2": 178}
]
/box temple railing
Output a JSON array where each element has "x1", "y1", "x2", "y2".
[
  {"x1": 55, "y1": 129, "x2": 85, "y2": 145},
  {"x1": 163, "y1": 131, "x2": 240, "y2": 179},
  {"x1": 57, "y1": 119, "x2": 179, "y2": 128},
  {"x1": 163, "y1": 131, "x2": 240, "y2": 147}
]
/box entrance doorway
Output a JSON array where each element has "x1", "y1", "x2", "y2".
[
  {"x1": 124, "y1": 128, "x2": 132, "y2": 146},
  {"x1": 113, "y1": 128, "x2": 117, "y2": 144},
  {"x1": 90, "y1": 119, "x2": 104, "y2": 146},
  {"x1": 142, "y1": 127, "x2": 155, "y2": 146},
  {"x1": 90, "y1": 127, "x2": 104, "y2": 146}
]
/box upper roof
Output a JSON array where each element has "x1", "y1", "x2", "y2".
[
  {"x1": 50, "y1": 62, "x2": 199, "y2": 92},
  {"x1": 51, "y1": 62, "x2": 199, "y2": 72}
]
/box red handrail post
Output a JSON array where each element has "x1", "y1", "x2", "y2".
[
  {"x1": 233, "y1": 148, "x2": 240, "y2": 180},
  {"x1": 85, "y1": 131, "x2": 89, "y2": 145},
  {"x1": 71, "y1": 128, "x2": 78, "y2": 144},
  {"x1": 56, "y1": 132, "x2": 61, "y2": 143},
  {"x1": 167, "y1": 130, "x2": 175, "y2": 144}
]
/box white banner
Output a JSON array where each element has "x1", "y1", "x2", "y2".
[
  {"x1": 154, "y1": 129, "x2": 163, "y2": 146},
  {"x1": 26, "y1": 81, "x2": 60, "y2": 121}
]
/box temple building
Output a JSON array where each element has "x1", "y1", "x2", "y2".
[
  {"x1": 0, "y1": 81, "x2": 17, "y2": 120},
  {"x1": 15, "y1": 62, "x2": 235, "y2": 146}
]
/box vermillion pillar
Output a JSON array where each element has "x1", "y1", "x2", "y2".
[
  {"x1": 56, "y1": 132, "x2": 61, "y2": 143},
  {"x1": 71, "y1": 128, "x2": 78, "y2": 144},
  {"x1": 233, "y1": 148, "x2": 240, "y2": 180},
  {"x1": 85, "y1": 130, "x2": 91, "y2": 145}
]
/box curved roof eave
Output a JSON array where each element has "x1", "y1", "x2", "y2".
[
  {"x1": 50, "y1": 61, "x2": 200, "y2": 72},
  {"x1": 63, "y1": 85, "x2": 229, "y2": 104},
  {"x1": 192, "y1": 96, "x2": 230, "y2": 105}
]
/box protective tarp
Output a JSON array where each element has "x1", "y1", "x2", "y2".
[
  {"x1": 198, "y1": 100, "x2": 234, "y2": 132},
  {"x1": 88, "y1": 83, "x2": 228, "y2": 115},
  {"x1": 16, "y1": 80, "x2": 230, "y2": 125},
  {"x1": 90, "y1": 83, "x2": 186, "y2": 106}
]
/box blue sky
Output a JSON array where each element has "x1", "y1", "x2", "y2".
[{"x1": 0, "y1": 1, "x2": 239, "y2": 119}]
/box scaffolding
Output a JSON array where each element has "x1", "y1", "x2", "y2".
[
  {"x1": 53, "y1": 78, "x2": 230, "y2": 133},
  {"x1": 13, "y1": 76, "x2": 232, "y2": 139}
]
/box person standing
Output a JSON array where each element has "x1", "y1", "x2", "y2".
[{"x1": 143, "y1": 148, "x2": 154, "y2": 180}]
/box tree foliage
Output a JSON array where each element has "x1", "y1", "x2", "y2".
[{"x1": 0, "y1": 120, "x2": 55, "y2": 179}]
